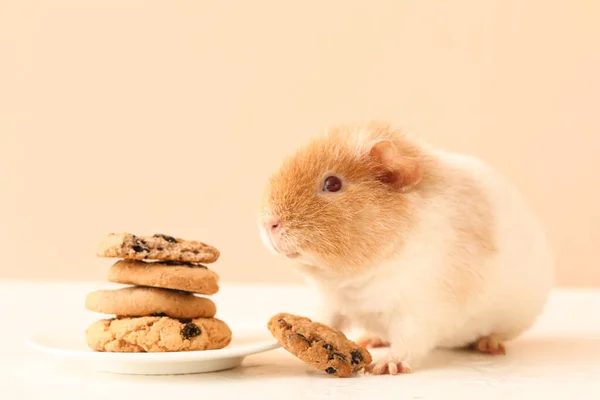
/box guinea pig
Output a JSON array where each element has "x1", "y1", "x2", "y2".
[{"x1": 259, "y1": 121, "x2": 553, "y2": 375}]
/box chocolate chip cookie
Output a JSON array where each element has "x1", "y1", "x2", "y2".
[
  {"x1": 85, "y1": 286, "x2": 216, "y2": 319},
  {"x1": 96, "y1": 233, "x2": 220, "y2": 263},
  {"x1": 267, "y1": 313, "x2": 372, "y2": 378},
  {"x1": 107, "y1": 259, "x2": 219, "y2": 295},
  {"x1": 86, "y1": 316, "x2": 232, "y2": 352}
]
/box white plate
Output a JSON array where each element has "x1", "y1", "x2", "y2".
[{"x1": 27, "y1": 328, "x2": 280, "y2": 375}]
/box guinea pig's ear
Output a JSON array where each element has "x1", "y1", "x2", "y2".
[{"x1": 368, "y1": 140, "x2": 423, "y2": 191}]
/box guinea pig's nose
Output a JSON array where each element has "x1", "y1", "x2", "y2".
[{"x1": 266, "y1": 216, "x2": 281, "y2": 233}]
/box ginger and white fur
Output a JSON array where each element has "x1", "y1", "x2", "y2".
[{"x1": 259, "y1": 122, "x2": 553, "y2": 375}]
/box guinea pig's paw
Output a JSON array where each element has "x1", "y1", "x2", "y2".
[
  {"x1": 365, "y1": 358, "x2": 412, "y2": 375},
  {"x1": 471, "y1": 334, "x2": 506, "y2": 356},
  {"x1": 356, "y1": 333, "x2": 390, "y2": 349}
]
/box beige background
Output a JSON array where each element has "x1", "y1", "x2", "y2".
[{"x1": 1, "y1": 1, "x2": 598, "y2": 286}]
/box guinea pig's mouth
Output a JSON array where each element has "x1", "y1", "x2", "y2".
[{"x1": 271, "y1": 241, "x2": 301, "y2": 259}]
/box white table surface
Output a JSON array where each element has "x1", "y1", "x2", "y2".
[{"x1": 2, "y1": 280, "x2": 600, "y2": 400}]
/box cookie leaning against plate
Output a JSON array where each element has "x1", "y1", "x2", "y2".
[
  {"x1": 267, "y1": 313, "x2": 372, "y2": 378},
  {"x1": 86, "y1": 316, "x2": 232, "y2": 352},
  {"x1": 107, "y1": 259, "x2": 219, "y2": 295},
  {"x1": 96, "y1": 232, "x2": 220, "y2": 263},
  {"x1": 85, "y1": 286, "x2": 216, "y2": 319}
]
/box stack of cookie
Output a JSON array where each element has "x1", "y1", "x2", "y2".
[{"x1": 85, "y1": 232, "x2": 232, "y2": 353}]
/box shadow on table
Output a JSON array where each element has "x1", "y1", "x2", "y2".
[{"x1": 415, "y1": 335, "x2": 600, "y2": 373}]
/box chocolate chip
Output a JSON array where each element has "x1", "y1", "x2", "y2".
[
  {"x1": 132, "y1": 237, "x2": 150, "y2": 253},
  {"x1": 153, "y1": 234, "x2": 177, "y2": 243},
  {"x1": 323, "y1": 343, "x2": 333, "y2": 351},
  {"x1": 180, "y1": 322, "x2": 201, "y2": 339},
  {"x1": 151, "y1": 313, "x2": 168, "y2": 317},
  {"x1": 296, "y1": 332, "x2": 311, "y2": 345},
  {"x1": 325, "y1": 367, "x2": 337, "y2": 375},
  {"x1": 132, "y1": 245, "x2": 149, "y2": 252},
  {"x1": 351, "y1": 350, "x2": 363, "y2": 365}
]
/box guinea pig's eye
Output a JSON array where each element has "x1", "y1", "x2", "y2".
[{"x1": 322, "y1": 176, "x2": 343, "y2": 193}]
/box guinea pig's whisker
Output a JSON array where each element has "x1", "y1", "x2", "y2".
[
  {"x1": 294, "y1": 223, "x2": 322, "y2": 234},
  {"x1": 295, "y1": 223, "x2": 318, "y2": 228}
]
